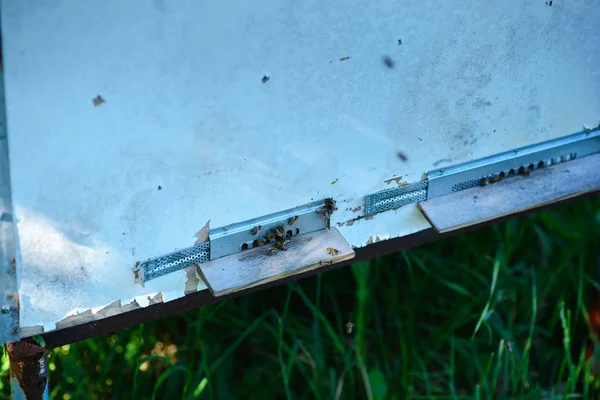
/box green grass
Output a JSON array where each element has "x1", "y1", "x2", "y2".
[{"x1": 2, "y1": 196, "x2": 600, "y2": 399}]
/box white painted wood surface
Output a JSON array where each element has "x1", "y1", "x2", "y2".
[
  {"x1": 200, "y1": 228, "x2": 355, "y2": 296},
  {"x1": 1, "y1": 0, "x2": 598, "y2": 333},
  {"x1": 418, "y1": 153, "x2": 600, "y2": 233}
]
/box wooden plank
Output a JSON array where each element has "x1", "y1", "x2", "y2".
[
  {"x1": 418, "y1": 153, "x2": 600, "y2": 233},
  {"x1": 199, "y1": 228, "x2": 355, "y2": 296}
]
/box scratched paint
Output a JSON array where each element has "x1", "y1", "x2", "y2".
[{"x1": 1, "y1": 0, "x2": 599, "y2": 332}]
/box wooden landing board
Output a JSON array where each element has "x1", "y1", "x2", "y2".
[
  {"x1": 418, "y1": 153, "x2": 600, "y2": 233},
  {"x1": 199, "y1": 228, "x2": 355, "y2": 296}
]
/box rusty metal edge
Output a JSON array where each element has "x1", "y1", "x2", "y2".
[{"x1": 0, "y1": 15, "x2": 20, "y2": 346}]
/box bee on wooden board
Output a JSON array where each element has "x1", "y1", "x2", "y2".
[
  {"x1": 327, "y1": 247, "x2": 339, "y2": 256},
  {"x1": 488, "y1": 174, "x2": 503, "y2": 184},
  {"x1": 253, "y1": 238, "x2": 267, "y2": 246},
  {"x1": 273, "y1": 225, "x2": 286, "y2": 239},
  {"x1": 274, "y1": 241, "x2": 287, "y2": 251},
  {"x1": 251, "y1": 225, "x2": 262, "y2": 236},
  {"x1": 319, "y1": 259, "x2": 333, "y2": 265},
  {"x1": 480, "y1": 174, "x2": 503, "y2": 186},
  {"x1": 518, "y1": 167, "x2": 530, "y2": 177},
  {"x1": 265, "y1": 232, "x2": 276, "y2": 242},
  {"x1": 288, "y1": 216, "x2": 299, "y2": 226},
  {"x1": 268, "y1": 240, "x2": 288, "y2": 256}
]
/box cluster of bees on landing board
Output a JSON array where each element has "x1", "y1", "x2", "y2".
[
  {"x1": 250, "y1": 223, "x2": 291, "y2": 256},
  {"x1": 250, "y1": 198, "x2": 337, "y2": 256}
]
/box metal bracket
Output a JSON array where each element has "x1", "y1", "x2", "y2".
[
  {"x1": 427, "y1": 127, "x2": 600, "y2": 199},
  {"x1": 209, "y1": 200, "x2": 329, "y2": 260},
  {"x1": 135, "y1": 199, "x2": 332, "y2": 284},
  {"x1": 363, "y1": 126, "x2": 600, "y2": 217}
]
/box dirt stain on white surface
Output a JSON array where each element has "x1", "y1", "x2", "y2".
[{"x1": 383, "y1": 176, "x2": 407, "y2": 186}]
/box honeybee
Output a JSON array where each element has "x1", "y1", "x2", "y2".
[
  {"x1": 345, "y1": 321, "x2": 354, "y2": 335},
  {"x1": 480, "y1": 177, "x2": 490, "y2": 186},
  {"x1": 317, "y1": 198, "x2": 337, "y2": 216},
  {"x1": 273, "y1": 225, "x2": 286, "y2": 238},
  {"x1": 253, "y1": 238, "x2": 267, "y2": 246},
  {"x1": 327, "y1": 247, "x2": 339, "y2": 256},
  {"x1": 269, "y1": 241, "x2": 287, "y2": 256},
  {"x1": 265, "y1": 232, "x2": 276, "y2": 242},
  {"x1": 274, "y1": 241, "x2": 287, "y2": 251},
  {"x1": 319, "y1": 259, "x2": 333, "y2": 265},
  {"x1": 489, "y1": 174, "x2": 502, "y2": 184},
  {"x1": 518, "y1": 167, "x2": 530, "y2": 177},
  {"x1": 251, "y1": 225, "x2": 262, "y2": 236},
  {"x1": 288, "y1": 216, "x2": 299, "y2": 226}
]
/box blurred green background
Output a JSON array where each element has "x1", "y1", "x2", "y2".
[{"x1": 2, "y1": 196, "x2": 600, "y2": 399}]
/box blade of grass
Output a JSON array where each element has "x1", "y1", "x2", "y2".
[
  {"x1": 472, "y1": 250, "x2": 501, "y2": 342},
  {"x1": 560, "y1": 301, "x2": 575, "y2": 379},
  {"x1": 519, "y1": 268, "x2": 537, "y2": 390},
  {"x1": 289, "y1": 284, "x2": 348, "y2": 361},
  {"x1": 278, "y1": 290, "x2": 293, "y2": 400},
  {"x1": 152, "y1": 364, "x2": 188, "y2": 400},
  {"x1": 491, "y1": 340, "x2": 505, "y2": 396},
  {"x1": 208, "y1": 309, "x2": 278, "y2": 376},
  {"x1": 133, "y1": 355, "x2": 174, "y2": 400}
]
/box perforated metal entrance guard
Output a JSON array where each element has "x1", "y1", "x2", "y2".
[
  {"x1": 209, "y1": 200, "x2": 328, "y2": 260},
  {"x1": 363, "y1": 126, "x2": 600, "y2": 217},
  {"x1": 427, "y1": 127, "x2": 600, "y2": 199},
  {"x1": 136, "y1": 127, "x2": 600, "y2": 284},
  {"x1": 136, "y1": 241, "x2": 210, "y2": 284},
  {"x1": 364, "y1": 181, "x2": 428, "y2": 215}
]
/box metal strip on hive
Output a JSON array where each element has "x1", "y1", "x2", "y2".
[
  {"x1": 426, "y1": 127, "x2": 600, "y2": 199},
  {"x1": 209, "y1": 200, "x2": 328, "y2": 260},
  {"x1": 364, "y1": 181, "x2": 428, "y2": 216},
  {"x1": 135, "y1": 241, "x2": 210, "y2": 284},
  {"x1": 135, "y1": 199, "x2": 332, "y2": 284}
]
